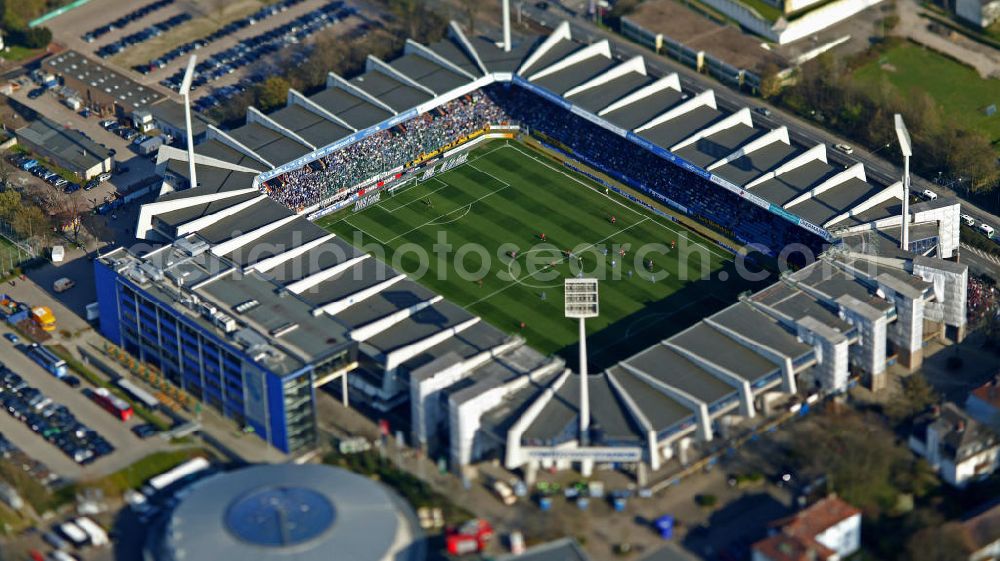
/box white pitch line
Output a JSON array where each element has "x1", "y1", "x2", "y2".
[
  {"x1": 467, "y1": 217, "x2": 651, "y2": 307},
  {"x1": 383, "y1": 174, "x2": 511, "y2": 244},
  {"x1": 342, "y1": 217, "x2": 388, "y2": 245},
  {"x1": 381, "y1": 177, "x2": 450, "y2": 214},
  {"x1": 503, "y1": 143, "x2": 730, "y2": 261}
]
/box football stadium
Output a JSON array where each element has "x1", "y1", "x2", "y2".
[{"x1": 95, "y1": 20, "x2": 969, "y2": 479}]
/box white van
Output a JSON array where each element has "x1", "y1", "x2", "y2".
[
  {"x1": 922, "y1": 189, "x2": 938, "y2": 201},
  {"x1": 74, "y1": 516, "x2": 108, "y2": 547},
  {"x1": 980, "y1": 223, "x2": 996, "y2": 239},
  {"x1": 961, "y1": 214, "x2": 976, "y2": 227}
]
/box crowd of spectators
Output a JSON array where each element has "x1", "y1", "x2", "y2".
[
  {"x1": 485, "y1": 84, "x2": 825, "y2": 258},
  {"x1": 265, "y1": 91, "x2": 509, "y2": 210},
  {"x1": 968, "y1": 275, "x2": 999, "y2": 326},
  {"x1": 261, "y1": 82, "x2": 826, "y2": 257}
]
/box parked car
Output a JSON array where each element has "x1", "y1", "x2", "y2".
[
  {"x1": 131, "y1": 424, "x2": 158, "y2": 439},
  {"x1": 62, "y1": 376, "x2": 81, "y2": 389},
  {"x1": 27, "y1": 88, "x2": 45, "y2": 99},
  {"x1": 3, "y1": 333, "x2": 18, "y2": 344}
]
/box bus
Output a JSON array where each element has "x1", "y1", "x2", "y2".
[
  {"x1": 116, "y1": 378, "x2": 159, "y2": 410},
  {"x1": 142, "y1": 457, "x2": 211, "y2": 497},
  {"x1": 25, "y1": 344, "x2": 68, "y2": 378},
  {"x1": 90, "y1": 388, "x2": 133, "y2": 421}
]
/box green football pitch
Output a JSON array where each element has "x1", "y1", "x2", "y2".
[{"x1": 317, "y1": 141, "x2": 759, "y2": 369}]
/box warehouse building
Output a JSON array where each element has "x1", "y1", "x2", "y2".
[
  {"x1": 16, "y1": 116, "x2": 113, "y2": 180},
  {"x1": 43, "y1": 50, "x2": 163, "y2": 115}
]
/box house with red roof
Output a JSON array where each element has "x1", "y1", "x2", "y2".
[
  {"x1": 751, "y1": 495, "x2": 861, "y2": 561},
  {"x1": 966, "y1": 376, "x2": 1000, "y2": 432}
]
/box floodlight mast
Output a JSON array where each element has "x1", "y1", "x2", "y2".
[
  {"x1": 565, "y1": 278, "x2": 599, "y2": 447},
  {"x1": 894, "y1": 114, "x2": 913, "y2": 252},
  {"x1": 502, "y1": 0, "x2": 512, "y2": 52},
  {"x1": 180, "y1": 56, "x2": 198, "y2": 191}
]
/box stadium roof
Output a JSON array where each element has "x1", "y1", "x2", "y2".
[
  {"x1": 130, "y1": 18, "x2": 966, "y2": 463},
  {"x1": 150, "y1": 20, "x2": 919, "y2": 242}
]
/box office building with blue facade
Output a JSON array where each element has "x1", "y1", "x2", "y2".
[{"x1": 95, "y1": 238, "x2": 357, "y2": 453}]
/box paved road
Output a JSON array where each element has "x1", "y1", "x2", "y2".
[
  {"x1": 960, "y1": 243, "x2": 1000, "y2": 280},
  {"x1": 520, "y1": 4, "x2": 1000, "y2": 233}
]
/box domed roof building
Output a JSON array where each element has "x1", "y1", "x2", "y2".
[{"x1": 146, "y1": 463, "x2": 423, "y2": 561}]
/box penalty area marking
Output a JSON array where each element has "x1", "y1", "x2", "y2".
[
  {"x1": 427, "y1": 204, "x2": 472, "y2": 225},
  {"x1": 500, "y1": 143, "x2": 730, "y2": 262}
]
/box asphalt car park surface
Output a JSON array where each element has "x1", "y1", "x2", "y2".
[{"x1": 0, "y1": 326, "x2": 169, "y2": 480}]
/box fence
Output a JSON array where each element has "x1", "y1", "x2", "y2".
[
  {"x1": 0, "y1": 220, "x2": 38, "y2": 275},
  {"x1": 621, "y1": 17, "x2": 761, "y2": 93}
]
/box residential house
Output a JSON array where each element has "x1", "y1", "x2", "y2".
[
  {"x1": 752, "y1": 495, "x2": 862, "y2": 561},
  {"x1": 966, "y1": 376, "x2": 1000, "y2": 431},
  {"x1": 909, "y1": 403, "x2": 1000, "y2": 488},
  {"x1": 955, "y1": 0, "x2": 1000, "y2": 27}
]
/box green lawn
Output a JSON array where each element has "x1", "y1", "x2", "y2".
[
  {"x1": 737, "y1": 0, "x2": 782, "y2": 22},
  {"x1": 318, "y1": 142, "x2": 755, "y2": 369},
  {"x1": 84, "y1": 449, "x2": 208, "y2": 496},
  {"x1": 0, "y1": 46, "x2": 43, "y2": 62},
  {"x1": 853, "y1": 42, "x2": 1000, "y2": 144}
]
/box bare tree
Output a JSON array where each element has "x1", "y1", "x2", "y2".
[{"x1": 460, "y1": 0, "x2": 481, "y2": 36}]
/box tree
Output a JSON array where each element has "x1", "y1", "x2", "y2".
[
  {"x1": 287, "y1": 36, "x2": 348, "y2": 92},
  {"x1": 254, "y1": 77, "x2": 291, "y2": 113},
  {"x1": 0, "y1": 156, "x2": 12, "y2": 189},
  {"x1": 758, "y1": 63, "x2": 783, "y2": 100},
  {"x1": 905, "y1": 522, "x2": 972, "y2": 561},
  {"x1": 787, "y1": 409, "x2": 913, "y2": 514},
  {"x1": 12, "y1": 204, "x2": 49, "y2": 241},
  {"x1": 0, "y1": 188, "x2": 20, "y2": 221},
  {"x1": 15, "y1": 26, "x2": 52, "y2": 49},
  {"x1": 884, "y1": 374, "x2": 938, "y2": 425},
  {"x1": 459, "y1": 0, "x2": 481, "y2": 36}
]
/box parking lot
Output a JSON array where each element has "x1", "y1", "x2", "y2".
[{"x1": 0, "y1": 325, "x2": 170, "y2": 480}]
